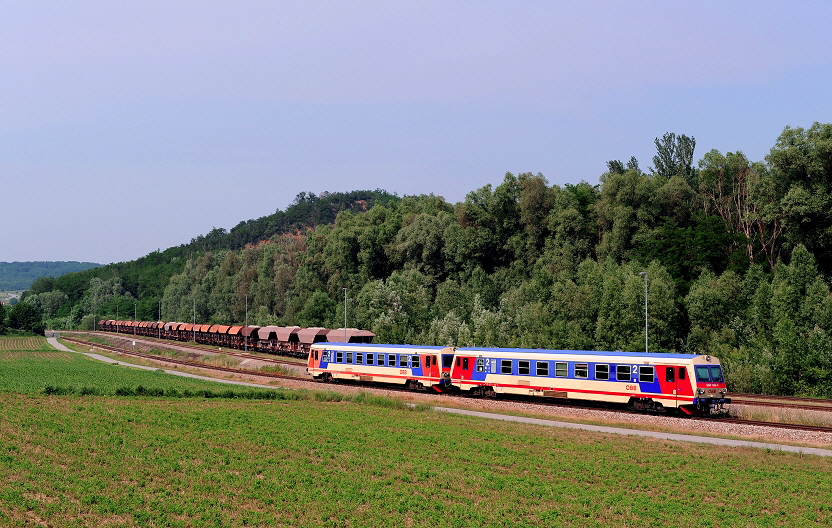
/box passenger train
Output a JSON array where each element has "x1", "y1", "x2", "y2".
[
  {"x1": 308, "y1": 343, "x2": 731, "y2": 414},
  {"x1": 96, "y1": 320, "x2": 730, "y2": 414}
]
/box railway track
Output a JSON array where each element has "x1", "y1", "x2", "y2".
[
  {"x1": 689, "y1": 416, "x2": 832, "y2": 433},
  {"x1": 729, "y1": 393, "x2": 832, "y2": 412},
  {"x1": 63, "y1": 335, "x2": 832, "y2": 435},
  {"x1": 731, "y1": 392, "x2": 832, "y2": 404},
  {"x1": 62, "y1": 337, "x2": 303, "y2": 383},
  {"x1": 66, "y1": 331, "x2": 305, "y2": 368}
]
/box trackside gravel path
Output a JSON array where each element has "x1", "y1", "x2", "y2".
[
  {"x1": 48, "y1": 337, "x2": 832, "y2": 457},
  {"x1": 47, "y1": 337, "x2": 273, "y2": 389}
]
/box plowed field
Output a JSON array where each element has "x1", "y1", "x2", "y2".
[{"x1": 0, "y1": 337, "x2": 50, "y2": 351}]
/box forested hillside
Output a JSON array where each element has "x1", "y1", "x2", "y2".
[{"x1": 15, "y1": 123, "x2": 832, "y2": 395}]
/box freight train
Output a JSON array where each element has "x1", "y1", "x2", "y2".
[
  {"x1": 308, "y1": 343, "x2": 731, "y2": 414},
  {"x1": 97, "y1": 320, "x2": 374, "y2": 358}
]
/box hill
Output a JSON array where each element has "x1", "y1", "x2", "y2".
[
  {"x1": 0, "y1": 261, "x2": 102, "y2": 291},
  {"x1": 21, "y1": 123, "x2": 832, "y2": 398}
]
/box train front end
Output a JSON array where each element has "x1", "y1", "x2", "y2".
[{"x1": 682, "y1": 356, "x2": 731, "y2": 414}]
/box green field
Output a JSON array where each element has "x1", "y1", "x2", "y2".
[
  {"x1": 0, "y1": 339, "x2": 276, "y2": 396},
  {"x1": 2, "y1": 337, "x2": 832, "y2": 526}
]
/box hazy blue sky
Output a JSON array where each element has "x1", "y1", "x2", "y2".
[{"x1": 2, "y1": 1, "x2": 831, "y2": 264}]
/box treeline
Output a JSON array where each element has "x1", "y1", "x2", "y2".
[{"x1": 23, "y1": 123, "x2": 832, "y2": 395}]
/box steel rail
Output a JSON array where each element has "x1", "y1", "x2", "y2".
[{"x1": 62, "y1": 337, "x2": 301, "y2": 382}]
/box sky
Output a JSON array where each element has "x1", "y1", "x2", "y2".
[{"x1": 2, "y1": 1, "x2": 831, "y2": 265}]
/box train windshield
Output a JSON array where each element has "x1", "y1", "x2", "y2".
[
  {"x1": 442, "y1": 355, "x2": 454, "y2": 369},
  {"x1": 695, "y1": 365, "x2": 724, "y2": 383}
]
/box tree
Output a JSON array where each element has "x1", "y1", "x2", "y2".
[
  {"x1": 7, "y1": 302, "x2": 45, "y2": 335},
  {"x1": 698, "y1": 149, "x2": 783, "y2": 268},
  {"x1": 766, "y1": 122, "x2": 832, "y2": 274},
  {"x1": 652, "y1": 132, "x2": 697, "y2": 186},
  {"x1": 296, "y1": 290, "x2": 334, "y2": 328}
]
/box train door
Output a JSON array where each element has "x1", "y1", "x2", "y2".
[
  {"x1": 440, "y1": 353, "x2": 454, "y2": 387},
  {"x1": 425, "y1": 355, "x2": 440, "y2": 385},
  {"x1": 452, "y1": 356, "x2": 474, "y2": 381},
  {"x1": 663, "y1": 365, "x2": 678, "y2": 407}
]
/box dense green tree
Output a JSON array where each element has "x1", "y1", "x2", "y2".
[
  {"x1": 766, "y1": 122, "x2": 832, "y2": 273},
  {"x1": 8, "y1": 302, "x2": 45, "y2": 335},
  {"x1": 296, "y1": 290, "x2": 335, "y2": 328}
]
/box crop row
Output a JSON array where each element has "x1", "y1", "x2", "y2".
[{"x1": 0, "y1": 336, "x2": 52, "y2": 351}]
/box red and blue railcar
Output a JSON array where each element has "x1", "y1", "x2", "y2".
[{"x1": 308, "y1": 343, "x2": 730, "y2": 414}]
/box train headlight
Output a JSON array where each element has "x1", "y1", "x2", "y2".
[{"x1": 697, "y1": 389, "x2": 704, "y2": 394}]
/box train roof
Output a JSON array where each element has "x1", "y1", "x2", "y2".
[
  {"x1": 313, "y1": 342, "x2": 701, "y2": 360},
  {"x1": 313, "y1": 343, "x2": 447, "y2": 351},
  {"x1": 459, "y1": 346, "x2": 697, "y2": 360}
]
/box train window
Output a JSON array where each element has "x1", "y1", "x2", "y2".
[
  {"x1": 462, "y1": 358, "x2": 469, "y2": 370},
  {"x1": 616, "y1": 365, "x2": 631, "y2": 381},
  {"x1": 425, "y1": 356, "x2": 431, "y2": 368},
  {"x1": 555, "y1": 362, "x2": 568, "y2": 378},
  {"x1": 411, "y1": 356, "x2": 421, "y2": 369},
  {"x1": 679, "y1": 367, "x2": 686, "y2": 381},
  {"x1": 476, "y1": 358, "x2": 484, "y2": 372},
  {"x1": 388, "y1": 354, "x2": 396, "y2": 367},
  {"x1": 314, "y1": 350, "x2": 319, "y2": 361},
  {"x1": 336, "y1": 351, "x2": 343, "y2": 363},
  {"x1": 501, "y1": 360, "x2": 512, "y2": 374},
  {"x1": 456, "y1": 358, "x2": 460, "y2": 367},
  {"x1": 639, "y1": 366, "x2": 654, "y2": 383},
  {"x1": 575, "y1": 364, "x2": 588, "y2": 379},
  {"x1": 356, "y1": 353, "x2": 364, "y2": 365},
  {"x1": 536, "y1": 361, "x2": 549, "y2": 376},
  {"x1": 347, "y1": 352, "x2": 353, "y2": 364},
  {"x1": 695, "y1": 366, "x2": 711, "y2": 382},
  {"x1": 518, "y1": 361, "x2": 530, "y2": 375},
  {"x1": 366, "y1": 353, "x2": 374, "y2": 365},
  {"x1": 595, "y1": 364, "x2": 609, "y2": 380},
  {"x1": 399, "y1": 355, "x2": 408, "y2": 368},
  {"x1": 666, "y1": 367, "x2": 675, "y2": 383},
  {"x1": 443, "y1": 355, "x2": 454, "y2": 368},
  {"x1": 710, "y1": 366, "x2": 724, "y2": 383}
]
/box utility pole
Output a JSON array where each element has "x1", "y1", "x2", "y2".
[
  {"x1": 134, "y1": 302, "x2": 137, "y2": 336},
  {"x1": 639, "y1": 271, "x2": 648, "y2": 353},
  {"x1": 244, "y1": 294, "x2": 248, "y2": 352},
  {"x1": 193, "y1": 298, "x2": 196, "y2": 343},
  {"x1": 343, "y1": 288, "x2": 347, "y2": 343}
]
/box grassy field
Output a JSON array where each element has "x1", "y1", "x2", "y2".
[
  {"x1": 2, "y1": 337, "x2": 832, "y2": 526},
  {"x1": 0, "y1": 339, "x2": 272, "y2": 396}
]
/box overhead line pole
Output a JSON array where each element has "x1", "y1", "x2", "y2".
[{"x1": 639, "y1": 271, "x2": 648, "y2": 353}]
